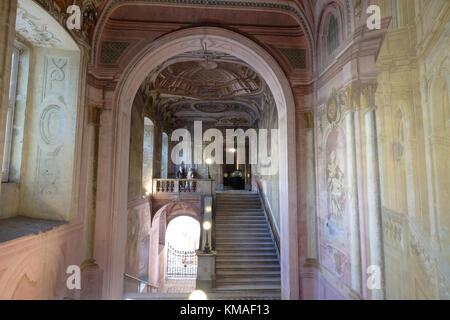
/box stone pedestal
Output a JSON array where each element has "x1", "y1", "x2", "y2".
[
  {"x1": 195, "y1": 251, "x2": 216, "y2": 291},
  {"x1": 80, "y1": 260, "x2": 104, "y2": 300}
]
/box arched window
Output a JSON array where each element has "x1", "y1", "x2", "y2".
[
  {"x1": 326, "y1": 15, "x2": 340, "y2": 56},
  {"x1": 1, "y1": 0, "x2": 81, "y2": 223},
  {"x1": 143, "y1": 117, "x2": 154, "y2": 193},
  {"x1": 161, "y1": 132, "x2": 169, "y2": 179}
]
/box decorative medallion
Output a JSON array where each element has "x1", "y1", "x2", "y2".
[
  {"x1": 326, "y1": 90, "x2": 340, "y2": 124},
  {"x1": 40, "y1": 105, "x2": 63, "y2": 145}
]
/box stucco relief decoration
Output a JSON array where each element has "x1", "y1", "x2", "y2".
[
  {"x1": 49, "y1": 57, "x2": 67, "y2": 86},
  {"x1": 40, "y1": 105, "x2": 63, "y2": 145},
  {"x1": 324, "y1": 150, "x2": 345, "y2": 241},
  {"x1": 44, "y1": 56, "x2": 68, "y2": 102},
  {"x1": 34, "y1": 0, "x2": 99, "y2": 44},
  {"x1": 36, "y1": 145, "x2": 62, "y2": 196},
  {"x1": 326, "y1": 90, "x2": 342, "y2": 124},
  {"x1": 154, "y1": 59, "x2": 263, "y2": 100},
  {"x1": 16, "y1": 7, "x2": 62, "y2": 48}
]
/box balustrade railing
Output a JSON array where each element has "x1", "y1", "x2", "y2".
[{"x1": 153, "y1": 179, "x2": 215, "y2": 195}]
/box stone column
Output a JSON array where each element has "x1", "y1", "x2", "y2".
[
  {"x1": 362, "y1": 81, "x2": 386, "y2": 300},
  {"x1": 0, "y1": 0, "x2": 17, "y2": 190},
  {"x1": 80, "y1": 104, "x2": 104, "y2": 299},
  {"x1": 302, "y1": 112, "x2": 318, "y2": 263},
  {"x1": 343, "y1": 85, "x2": 362, "y2": 295}
]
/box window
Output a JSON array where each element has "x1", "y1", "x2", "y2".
[
  {"x1": 143, "y1": 117, "x2": 154, "y2": 193},
  {"x1": 2, "y1": 48, "x2": 20, "y2": 182},
  {"x1": 161, "y1": 132, "x2": 168, "y2": 179},
  {"x1": 326, "y1": 15, "x2": 339, "y2": 56}
]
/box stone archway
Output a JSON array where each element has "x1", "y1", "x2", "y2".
[
  {"x1": 98, "y1": 27, "x2": 299, "y2": 299},
  {"x1": 149, "y1": 202, "x2": 200, "y2": 288}
]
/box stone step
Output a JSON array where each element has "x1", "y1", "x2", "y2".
[
  {"x1": 216, "y1": 215, "x2": 267, "y2": 224},
  {"x1": 216, "y1": 217, "x2": 265, "y2": 221},
  {"x1": 208, "y1": 290, "x2": 280, "y2": 300},
  {"x1": 216, "y1": 198, "x2": 261, "y2": 202},
  {"x1": 216, "y1": 257, "x2": 279, "y2": 264},
  {"x1": 216, "y1": 212, "x2": 265, "y2": 216},
  {"x1": 216, "y1": 230, "x2": 270, "y2": 236},
  {"x1": 216, "y1": 195, "x2": 259, "y2": 198},
  {"x1": 216, "y1": 230, "x2": 269, "y2": 234},
  {"x1": 217, "y1": 247, "x2": 277, "y2": 253},
  {"x1": 216, "y1": 218, "x2": 265, "y2": 222},
  {"x1": 216, "y1": 223, "x2": 269, "y2": 233},
  {"x1": 216, "y1": 222, "x2": 267, "y2": 226},
  {"x1": 216, "y1": 278, "x2": 281, "y2": 286},
  {"x1": 216, "y1": 226, "x2": 268, "y2": 230},
  {"x1": 216, "y1": 270, "x2": 281, "y2": 276},
  {"x1": 216, "y1": 242, "x2": 274, "y2": 248},
  {"x1": 216, "y1": 202, "x2": 261, "y2": 204},
  {"x1": 213, "y1": 284, "x2": 281, "y2": 291},
  {"x1": 214, "y1": 193, "x2": 279, "y2": 295},
  {"x1": 216, "y1": 233, "x2": 272, "y2": 238},
  {"x1": 216, "y1": 207, "x2": 263, "y2": 210},
  {"x1": 216, "y1": 205, "x2": 261, "y2": 208},
  {"x1": 215, "y1": 238, "x2": 273, "y2": 244},
  {"x1": 216, "y1": 265, "x2": 280, "y2": 272},
  {"x1": 217, "y1": 252, "x2": 277, "y2": 257}
]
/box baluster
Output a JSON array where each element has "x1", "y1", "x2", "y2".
[
  {"x1": 192, "y1": 181, "x2": 197, "y2": 192},
  {"x1": 156, "y1": 180, "x2": 160, "y2": 192}
]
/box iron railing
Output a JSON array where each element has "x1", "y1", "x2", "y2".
[{"x1": 166, "y1": 244, "x2": 198, "y2": 278}]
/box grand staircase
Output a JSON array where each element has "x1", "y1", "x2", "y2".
[{"x1": 213, "y1": 192, "x2": 281, "y2": 299}]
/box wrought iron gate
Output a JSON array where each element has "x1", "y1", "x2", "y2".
[{"x1": 167, "y1": 244, "x2": 198, "y2": 278}]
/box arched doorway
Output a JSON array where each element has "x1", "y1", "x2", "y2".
[
  {"x1": 148, "y1": 201, "x2": 201, "y2": 290},
  {"x1": 98, "y1": 27, "x2": 299, "y2": 299},
  {"x1": 161, "y1": 216, "x2": 200, "y2": 293}
]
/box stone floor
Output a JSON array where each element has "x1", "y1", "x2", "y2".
[
  {"x1": 0, "y1": 216, "x2": 66, "y2": 243},
  {"x1": 159, "y1": 279, "x2": 196, "y2": 293}
]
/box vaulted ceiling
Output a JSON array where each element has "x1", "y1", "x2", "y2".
[
  {"x1": 153, "y1": 51, "x2": 263, "y2": 100},
  {"x1": 140, "y1": 50, "x2": 271, "y2": 128}
]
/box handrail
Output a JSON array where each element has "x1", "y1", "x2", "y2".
[
  {"x1": 255, "y1": 182, "x2": 280, "y2": 256},
  {"x1": 124, "y1": 273, "x2": 159, "y2": 292},
  {"x1": 211, "y1": 197, "x2": 216, "y2": 251}
]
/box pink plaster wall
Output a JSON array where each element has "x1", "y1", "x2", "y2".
[{"x1": 0, "y1": 222, "x2": 83, "y2": 299}]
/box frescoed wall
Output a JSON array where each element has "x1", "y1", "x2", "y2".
[{"x1": 254, "y1": 92, "x2": 280, "y2": 234}]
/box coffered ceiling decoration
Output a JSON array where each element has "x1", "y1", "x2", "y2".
[
  {"x1": 279, "y1": 48, "x2": 307, "y2": 69},
  {"x1": 154, "y1": 59, "x2": 263, "y2": 100},
  {"x1": 100, "y1": 41, "x2": 130, "y2": 64},
  {"x1": 140, "y1": 50, "x2": 275, "y2": 128}
]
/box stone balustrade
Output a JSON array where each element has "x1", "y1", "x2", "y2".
[{"x1": 152, "y1": 179, "x2": 215, "y2": 195}]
